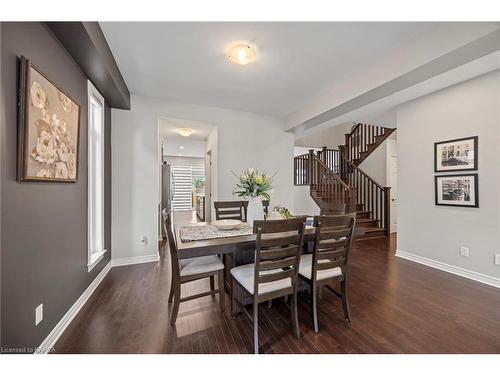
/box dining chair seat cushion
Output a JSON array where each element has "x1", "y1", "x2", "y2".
[
  {"x1": 179, "y1": 255, "x2": 224, "y2": 276},
  {"x1": 230, "y1": 263, "x2": 292, "y2": 295},
  {"x1": 299, "y1": 254, "x2": 343, "y2": 281}
]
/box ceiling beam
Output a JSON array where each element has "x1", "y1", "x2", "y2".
[
  {"x1": 46, "y1": 22, "x2": 130, "y2": 109},
  {"x1": 290, "y1": 28, "x2": 500, "y2": 133}
]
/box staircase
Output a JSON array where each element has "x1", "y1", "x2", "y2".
[
  {"x1": 343, "y1": 123, "x2": 396, "y2": 166},
  {"x1": 293, "y1": 123, "x2": 395, "y2": 239}
]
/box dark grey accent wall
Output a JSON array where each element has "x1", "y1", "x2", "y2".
[
  {"x1": 0, "y1": 22, "x2": 112, "y2": 349},
  {"x1": 0, "y1": 21, "x2": 3, "y2": 345}
]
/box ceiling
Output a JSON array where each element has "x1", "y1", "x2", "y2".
[
  {"x1": 158, "y1": 117, "x2": 214, "y2": 141},
  {"x1": 100, "y1": 22, "x2": 438, "y2": 117}
]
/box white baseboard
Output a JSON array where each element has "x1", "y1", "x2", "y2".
[
  {"x1": 35, "y1": 261, "x2": 112, "y2": 354},
  {"x1": 395, "y1": 250, "x2": 500, "y2": 289},
  {"x1": 111, "y1": 252, "x2": 160, "y2": 267}
]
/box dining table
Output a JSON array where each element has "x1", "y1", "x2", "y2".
[{"x1": 174, "y1": 220, "x2": 366, "y2": 298}]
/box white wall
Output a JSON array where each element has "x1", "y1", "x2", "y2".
[
  {"x1": 112, "y1": 95, "x2": 294, "y2": 261},
  {"x1": 205, "y1": 127, "x2": 217, "y2": 222},
  {"x1": 164, "y1": 156, "x2": 204, "y2": 166},
  {"x1": 397, "y1": 70, "x2": 500, "y2": 282},
  {"x1": 294, "y1": 147, "x2": 320, "y2": 157},
  {"x1": 163, "y1": 138, "x2": 206, "y2": 158},
  {"x1": 293, "y1": 186, "x2": 320, "y2": 217},
  {"x1": 295, "y1": 122, "x2": 352, "y2": 149},
  {"x1": 358, "y1": 132, "x2": 397, "y2": 187}
]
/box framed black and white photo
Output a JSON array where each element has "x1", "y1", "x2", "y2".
[
  {"x1": 435, "y1": 174, "x2": 478, "y2": 208},
  {"x1": 434, "y1": 136, "x2": 477, "y2": 172}
]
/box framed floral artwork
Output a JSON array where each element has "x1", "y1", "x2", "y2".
[{"x1": 17, "y1": 56, "x2": 80, "y2": 182}]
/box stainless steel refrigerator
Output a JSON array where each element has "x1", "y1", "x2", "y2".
[{"x1": 160, "y1": 162, "x2": 174, "y2": 237}]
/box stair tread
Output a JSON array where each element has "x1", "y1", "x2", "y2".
[
  {"x1": 356, "y1": 218, "x2": 377, "y2": 223},
  {"x1": 362, "y1": 226, "x2": 385, "y2": 232}
]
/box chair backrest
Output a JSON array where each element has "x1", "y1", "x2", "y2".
[
  {"x1": 252, "y1": 217, "x2": 306, "y2": 297},
  {"x1": 320, "y1": 203, "x2": 357, "y2": 215},
  {"x1": 162, "y1": 209, "x2": 180, "y2": 279},
  {"x1": 311, "y1": 213, "x2": 356, "y2": 281},
  {"x1": 214, "y1": 201, "x2": 244, "y2": 221}
]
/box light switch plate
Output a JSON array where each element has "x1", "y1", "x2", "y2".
[
  {"x1": 495, "y1": 254, "x2": 500, "y2": 266},
  {"x1": 35, "y1": 304, "x2": 43, "y2": 326},
  {"x1": 460, "y1": 246, "x2": 469, "y2": 257}
]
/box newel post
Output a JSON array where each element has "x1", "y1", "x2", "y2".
[
  {"x1": 383, "y1": 187, "x2": 391, "y2": 236},
  {"x1": 344, "y1": 133, "x2": 350, "y2": 161},
  {"x1": 349, "y1": 187, "x2": 357, "y2": 207},
  {"x1": 338, "y1": 145, "x2": 345, "y2": 180},
  {"x1": 308, "y1": 149, "x2": 315, "y2": 188}
]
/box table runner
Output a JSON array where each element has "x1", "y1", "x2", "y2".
[{"x1": 179, "y1": 223, "x2": 254, "y2": 242}]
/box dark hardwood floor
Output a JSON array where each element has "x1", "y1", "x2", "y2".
[{"x1": 54, "y1": 213, "x2": 500, "y2": 353}]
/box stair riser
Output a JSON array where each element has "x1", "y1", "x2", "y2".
[
  {"x1": 356, "y1": 221, "x2": 378, "y2": 228},
  {"x1": 356, "y1": 233, "x2": 386, "y2": 241},
  {"x1": 356, "y1": 212, "x2": 370, "y2": 219}
]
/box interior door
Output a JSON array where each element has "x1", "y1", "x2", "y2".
[
  {"x1": 205, "y1": 150, "x2": 212, "y2": 222},
  {"x1": 389, "y1": 155, "x2": 398, "y2": 233}
]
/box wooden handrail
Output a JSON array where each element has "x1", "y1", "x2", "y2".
[
  {"x1": 311, "y1": 152, "x2": 349, "y2": 190},
  {"x1": 308, "y1": 150, "x2": 356, "y2": 208},
  {"x1": 293, "y1": 148, "x2": 341, "y2": 186},
  {"x1": 339, "y1": 152, "x2": 390, "y2": 235},
  {"x1": 340, "y1": 153, "x2": 384, "y2": 190},
  {"x1": 344, "y1": 123, "x2": 389, "y2": 164},
  {"x1": 347, "y1": 122, "x2": 362, "y2": 137}
]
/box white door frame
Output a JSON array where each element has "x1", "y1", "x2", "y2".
[{"x1": 386, "y1": 139, "x2": 398, "y2": 233}]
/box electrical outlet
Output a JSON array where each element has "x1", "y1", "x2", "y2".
[
  {"x1": 495, "y1": 254, "x2": 500, "y2": 266},
  {"x1": 460, "y1": 246, "x2": 469, "y2": 257},
  {"x1": 140, "y1": 235, "x2": 147, "y2": 245},
  {"x1": 35, "y1": 304, "x2": 43, "y2": 326}
]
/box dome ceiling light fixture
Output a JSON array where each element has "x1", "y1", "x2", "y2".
[
  {"x1": 226, "y1": 43, "x2": 257, "y2": 66},
  {"x1": 176, "y1": 128, "x2": 193, "y2": 137}
]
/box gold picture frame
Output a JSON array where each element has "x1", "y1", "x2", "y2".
[{"x1": 18, "y1": 56, "x2": 80, "y2": 182}]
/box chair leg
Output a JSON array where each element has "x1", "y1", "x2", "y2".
[
  {"x1": 231, "y1": 276, "x2": 238, "y2": 318},
  {"x1": 341, "y1": 280, "x2": 351, "y2": 322},
  {"x1": 210, "y1": 275, "x2": 215, "y2": 292},
  {"x1": 290, "y1": 291, "x2": 300, "y2": 339},
  {"x1": 312, "y1": 284, "x2": 319, "y2": 333},
  {"x1": 219, "y1": 270, "x2": 225, "y2": 312},
  {"x1": 170, "y1": 283, "x2": 181, "y2": 325},
  {"x1": 253, "y1": 302, "x2": 259, "y2": 354},
  {"x1": 168, "y1": 273, "x2": 175, "y2": 303}
]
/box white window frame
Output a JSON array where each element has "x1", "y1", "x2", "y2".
[{"x1": 87, "y1": 80, "x2": 107, "y2": 271}]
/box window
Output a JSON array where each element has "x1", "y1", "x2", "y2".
[
  {"x1": 171, "y1": 164, "x2": 205, "y2": 211},
  {"x1": 87, "y1": 81, "x2": 106, "y2": 271}
]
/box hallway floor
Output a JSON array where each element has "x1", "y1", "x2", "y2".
[{"x1": 53, "y1": 214, "x2": 500, "y2": 353}]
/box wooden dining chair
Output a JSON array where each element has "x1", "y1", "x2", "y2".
[
  {"x1": 230, "y1": 217, "x2": 306, "y2": 353},
  {"x1": 162, "y1": 210, "x2": 225, "y2": 325},
  {"x1": 299, "y1": 213, "x2": 356, "y2": 333},
  {"x1": 214, "y1": 201, "x2": 244, "y2": 221}
]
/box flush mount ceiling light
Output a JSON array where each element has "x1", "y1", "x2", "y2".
[
  {"x1": 226, "y1": 43, "x2": 257, "y2": 65},
  {"x1": 176, "y1": 128, "x2": 193, "y2": 137}
]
